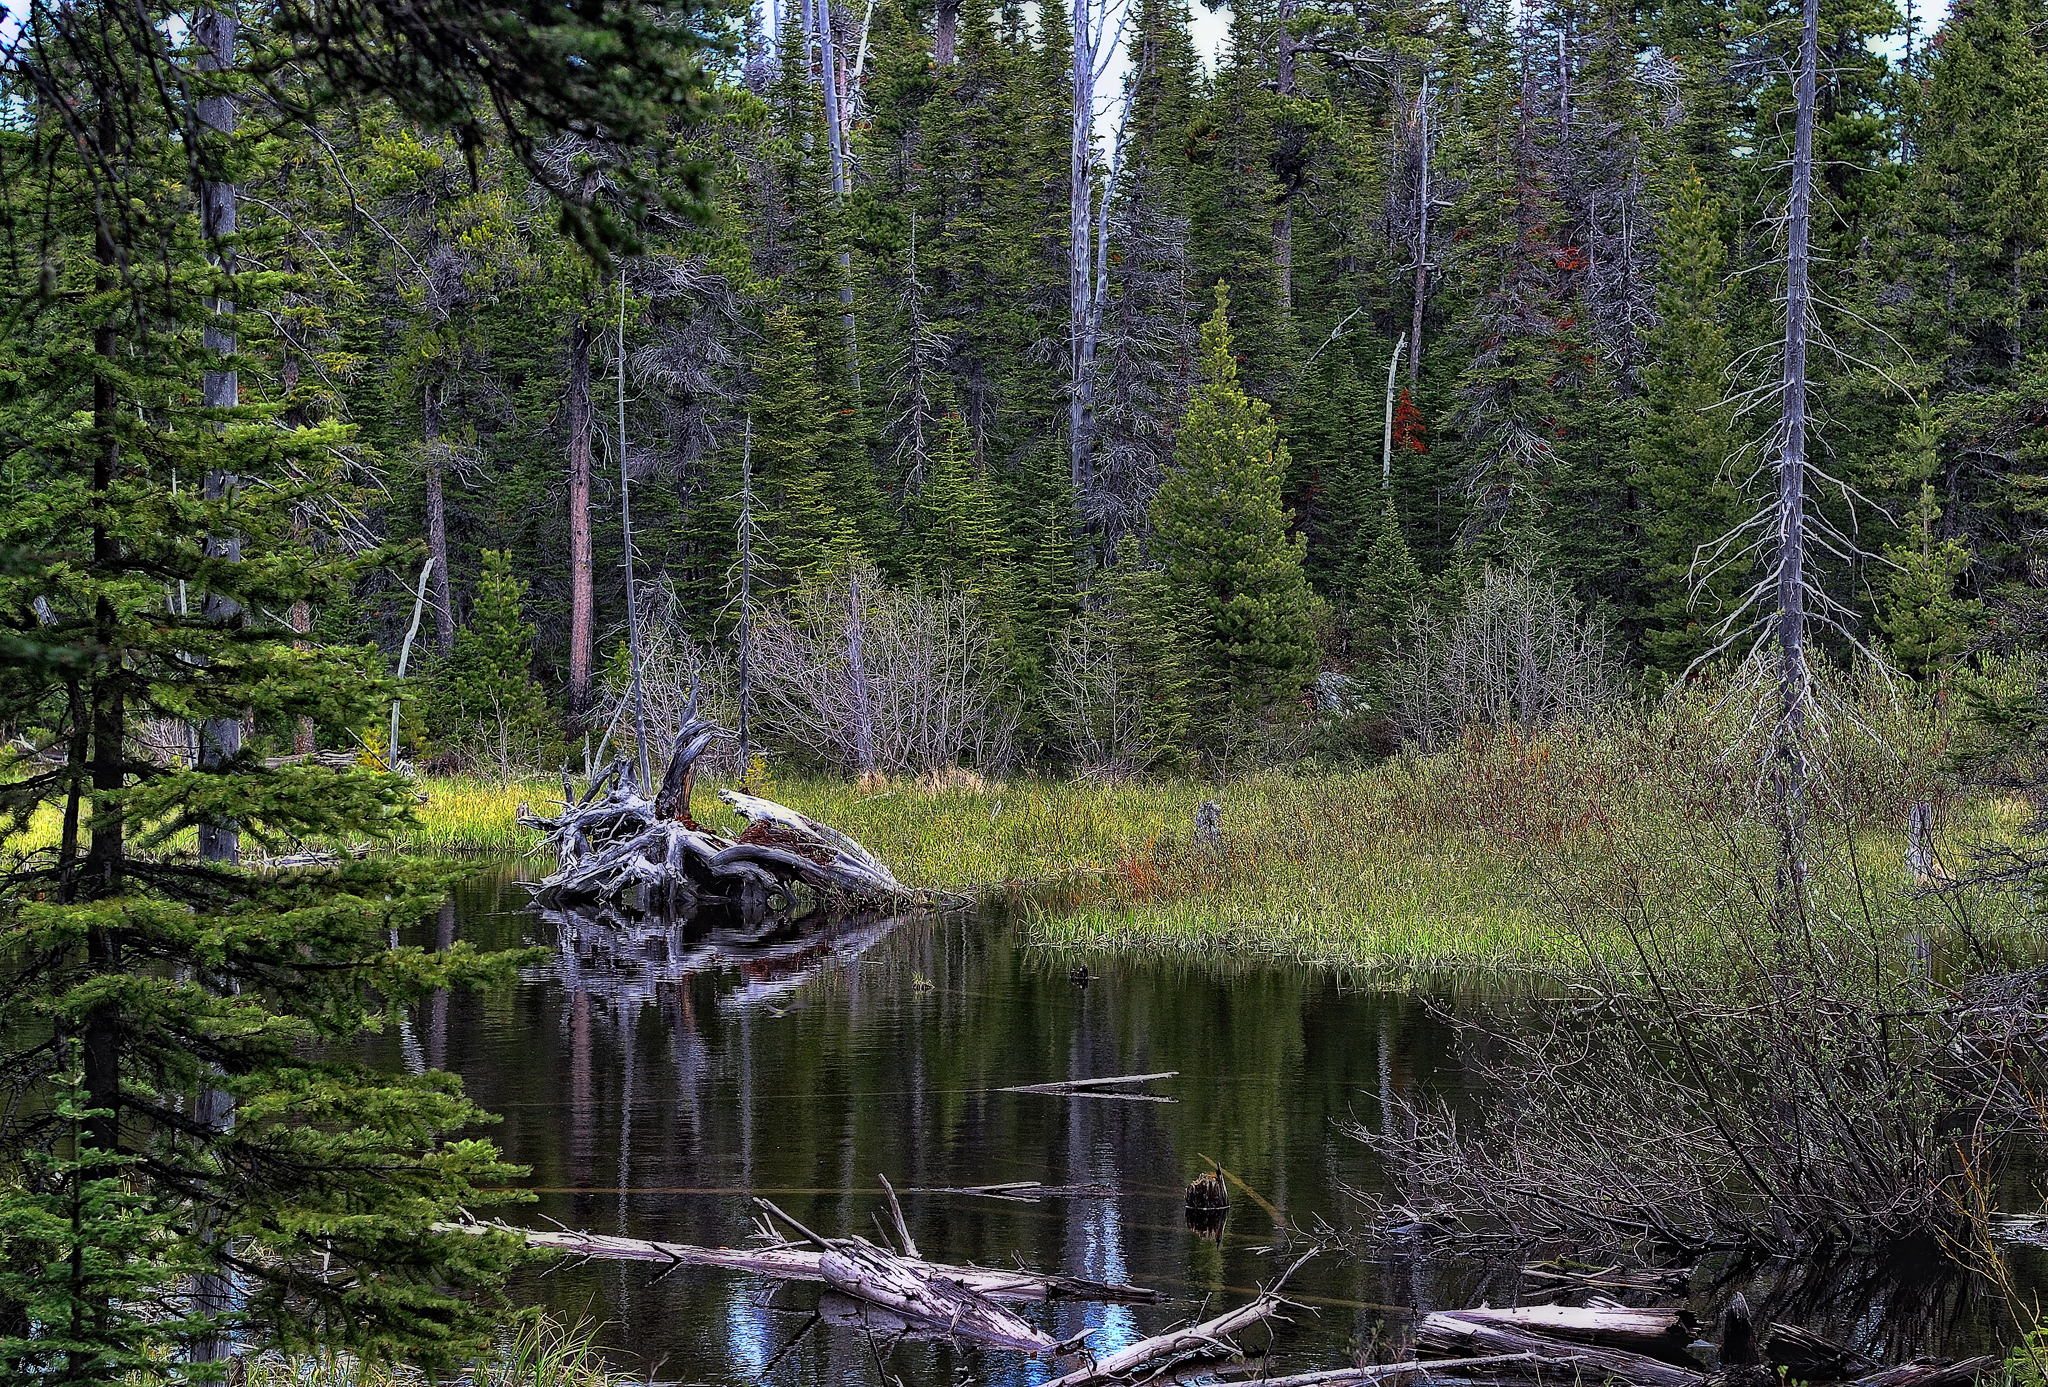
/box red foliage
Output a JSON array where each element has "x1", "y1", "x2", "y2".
[{"x1": 1393, "y1": 389, "x2": 1427, "y2": 454}]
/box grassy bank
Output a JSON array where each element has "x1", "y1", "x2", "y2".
[
  {"x1": 393, "y1": 717, "x2": 2029, "y2": 973},
  {"x1": 14, "y1": 677, "x2": 2028, "y2": 974}
]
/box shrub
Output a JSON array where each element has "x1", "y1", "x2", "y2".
[
  {"x1": 1388, "y1": 558, "x2": 1626, "y2": 750},
  {"x1": 751, "y1": 559, "x2": 1017, "y2": 775}
]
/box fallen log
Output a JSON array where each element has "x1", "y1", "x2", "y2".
[
  {"x1": 1041, "y1": 1293, "x2": 1286, "y2": 1387},
  {"x1": 1233, "y1": 1352, "x2": 1589, "y2": 1387},
  {"x1": 436, "y1": 1220, "x2": 1159, "y2": 1304},
  {"x1": 1446, "y1": 1305, "x2": 1698, "y2": 1364},
  {"x1": 516, "y1": 696, "x2": 917, "y2": 916},
  {"x1": 819, "y1": 1238, "x2": 1054, "y2": 1352},
  {"x1": 1415, "y1": 1312, "x2": 1705, "y2": 1387}
]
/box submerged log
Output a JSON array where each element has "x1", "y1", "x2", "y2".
[
  {"x1": 1415, "y1": 1312, "x2": 1706, "y2": 1387},
  {"x1": 1765, "y1": 1324, "x2": 1879, "y2": 1381},
  {"x1": 818, "y1": 1238, "x2": 1054, "y2": 1353},
  {"x1": 1245, "y1": 1353, "x2": 1595, "y2": 1387},
  {"x1": 516, "y1": 699, "x2": 916, "y2": 915}
]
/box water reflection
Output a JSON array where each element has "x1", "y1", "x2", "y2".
[{"x1": 396, "y1": 865, "x2": 2017, "y2": 1386}]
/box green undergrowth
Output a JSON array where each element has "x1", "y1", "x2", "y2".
[
  {"x1": 388, "y1": 733, "x2": 2030, "y2": 975},
  {"x1": 14, "y1": 675, "x2": 2034, "y2": 976}
]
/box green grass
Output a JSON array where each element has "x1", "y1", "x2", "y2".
[
  {"x1": 13, "y1": 670, "x2": 2035, "y2": 975},
  {"x1": 386, "y1": 720, "x2": 2033, "y2": 974},
  {"x1": 237, "y1": 1317, "x2": 622, "y2": 1386}
]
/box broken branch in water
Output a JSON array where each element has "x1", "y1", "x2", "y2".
[
  {"x1": 999, "y1": 1071, "x2": 1178, "y2": 1097},
  {"x1": 1041, "y1": 1292, "x2": 1287, "y2": 1387}
]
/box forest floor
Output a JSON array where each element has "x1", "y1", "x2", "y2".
[{"x1": 397, "y1": 727, "x2": 2031, "y2": 974}]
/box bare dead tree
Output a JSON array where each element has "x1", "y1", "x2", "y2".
[
  {"x1": 194, "y1": 5, "x2": 243, "y2": 868},
  {"x1": 1068, "y1": 0, "x2": 1137, "y2": 515},
  {"x1": 749, "y1": 562, "x2": 1017, "y2": 775}
]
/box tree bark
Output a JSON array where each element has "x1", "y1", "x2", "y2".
[
  {"x1": 934, "y1": 0, "x2": 960, "y2": 64},
  {"x1": 567, "y1": 315, "x2": 595, "y2": 718},
  {"x1": 814, "y1": 0, "x2": 862, "y2": 394},
  {"x1": 423, "y1": 381, "x2": 455, "y2": 655},
  {"x1": 1275, "y1": 0, "x2": 1296, "y2": 313},
  {"x1": 1407, "y1": 73, "x2": 1432, "y2": 385},
  {"x1": 1773, "y1": 0, "x2": 1819, "y2": 892}
]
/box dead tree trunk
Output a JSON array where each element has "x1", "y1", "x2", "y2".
[
  {"x1": 518, "y1": 700, "x2": 915, "y2": 912},
  {"x1": 1772, "y1": 0, "x2": 1820, "y2": 893},
  {"x1": 423, "y1": 382, "x2": 455, "y2": 655},
  {"x1": 567, "y1": 313, "x2": 595, "y2": 719},
  {"x1": 1407, "y1": 72, "x2": 1433, "y2": 386},
  {"x1": 196, "y1": 5, "x2": 241, "y2": 867}
]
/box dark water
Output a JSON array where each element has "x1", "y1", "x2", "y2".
[{"x1": 400, "y1": 865, "x2": 2023, "y2": 1386}]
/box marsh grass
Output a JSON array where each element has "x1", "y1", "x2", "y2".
[
  {"x1": 239, "y1": 1316, "x2": 622, "y2": 1386},
  {"x1": 13, "y1": 671, "x2": 2028, "y2": 973},
  {"x1": 379, "y1": 707, "x2": 2031, "y2": 972}
]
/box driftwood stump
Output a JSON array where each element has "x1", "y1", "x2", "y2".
[{"x1": 517, "y1": 694, "x2": 915, "y2": 917}]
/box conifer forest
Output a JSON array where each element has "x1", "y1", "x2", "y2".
[{"x1": 10, "y1": 0, "x2": 2048, "y2": 1377}]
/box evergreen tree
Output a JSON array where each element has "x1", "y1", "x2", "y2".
[
  {"x1": 0, "y1": 8, "x2": 543, "y2": 1371},
  {"x1": 438, "y1": 549, "x2": 554, "y2": 765},
  {"x1": 750, "y1": 308, "x2": 861, "y2": 585},
  {"x1": 1634, "y1": 170, "x2": 1744, "y2": 675},
  {"x1": 1147, "y1": 286, "x2": 1321, "y2": 729},
  {"x1": 1350, "y1": 498, "x2": 1427, "y2": 686},
  {"x1": 1879, "y1": 485, "x2": 1985, "y2": 678}
]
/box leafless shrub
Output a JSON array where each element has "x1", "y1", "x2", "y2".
[
  {"x1": 750, "y1": 560, "x2": 1016, "y2": 776},
  {"x1": 1348, "y1": 821, "x2": 2045, "y2": 1260},
  {"x1": 1043, "y1": 617, "x2": 1155, "y2": 779},
  {"x1": 594, "y1": 580, "x2": 744, "y2": 777},
  {"x1": 1388, "y1": 558, "x2": 1626, "y2": 750}
]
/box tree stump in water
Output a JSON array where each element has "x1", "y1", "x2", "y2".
[{"x1": 516, "y1": 696, "x2": 915, "y2": 917}]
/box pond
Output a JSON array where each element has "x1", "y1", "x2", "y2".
[{"x1": 398, "y1": 865, "x2": 2021, "y2": 1385}]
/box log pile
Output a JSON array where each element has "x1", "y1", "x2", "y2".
[{"x1": 515, "y1": 699, "x2": 917, "y2": 917}]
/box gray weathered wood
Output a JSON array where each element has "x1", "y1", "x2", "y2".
[
  {"x1": 1041, "y1": 1294, "x2": 1285, "y2": 1386},
  {"x1": 1416, "y1": 1312, "x2": 1705, "y2": 1387},
  {"x1": 436, "y1": 1220, "x2": 1159, "y2": 1305},
  {"x1": 1448, "y1": 1305, "x2": 1696, "y2": 1363}
]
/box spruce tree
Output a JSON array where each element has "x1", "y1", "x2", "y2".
[
  {"x1": 1634, "y1": 169, "x2": 1744, "y2": 675},
  {"x1": 750, "y1": 308, "x2": 860, "y2": 585},
  {"x1": 1147, "y1": 286, "x2": 1321, "y2": 731},
  {"x1": 1879, "y1": 486, "x2": 1984, "y2": 679},
  {"x1": 439, "y1": 549, "x2": 554, "y2": 768},
  {"x1": 0, "y1": 13, "x2": 532, "y2": 1374}
]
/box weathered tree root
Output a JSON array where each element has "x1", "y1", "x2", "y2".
[{"x1": 517, "y1": 698, "x2": 917, "y2": 916}]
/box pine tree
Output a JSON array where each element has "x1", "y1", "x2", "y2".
[
  {"x1": 0, "y1": 11, "x2": 536, "y2": 1371},
  {"x1": 1880, "y1": 485, "x2": 1984, "y2": 679},
  {"x1": 1147, "y1": 286, "x2": 1322, "y2": 729},
  {"x1": 438, "y1": 549, "x2": 554, "y2": 767},
  {"x1": 1634, "y1": 169, "x2": 1744, "y2": 675},
  {"x1": 751, "y1": 308, "x2": 861, "y2": 585},
  {"x1": 1351, "y1": 499, "x2": 1426, "y2": 688}
]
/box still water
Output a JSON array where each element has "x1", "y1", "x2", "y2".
[{"x1": 399, "y1": 865, "x2": 2011, "y2": 1386}]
